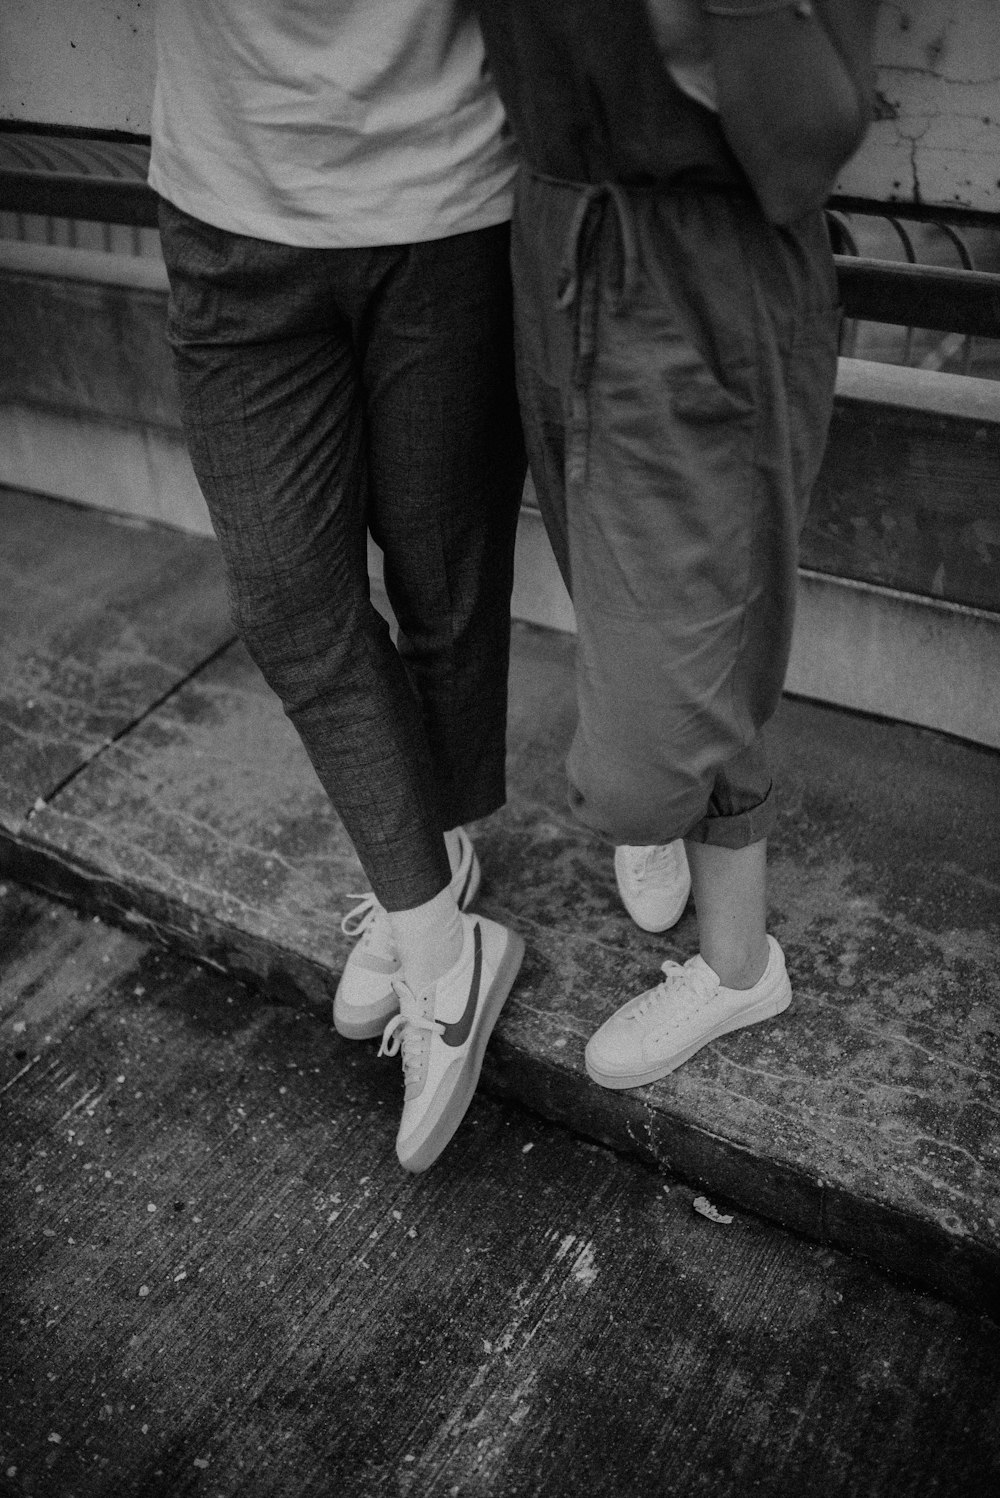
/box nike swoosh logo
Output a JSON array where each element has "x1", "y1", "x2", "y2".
[{"x1": 438, "y1": 922, "x2": 483, "y2": 1048}]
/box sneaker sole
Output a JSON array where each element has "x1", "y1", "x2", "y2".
[
  {"x1": 333, "y1": 849, "x2": 483, "y2": 1043},
  {"x1": 585, "y1": 975, "x2": 792, "y2": 1091},
  {"x1": 397, "y1": 929, "x2": 525, "y2": 1174}
]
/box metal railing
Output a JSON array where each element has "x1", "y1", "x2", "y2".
[
  {"x1": 827, "y1": 199, "x2": 1000, "y2": 376},
  {"x1": 3, "y1": 127, "x2": 1000, "y2": 370}
]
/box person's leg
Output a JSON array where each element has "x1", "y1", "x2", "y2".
[
  {"x1": 362, "y1": 222, "x2": 526, "y2": 834},
  {"x1": 685, "y1": 837, "x2": 768, "y2": 990},
  {"x1": 332, "y1": 222, "x2": 523, "y2": 1036},
  {"x1": 511, "y1": 179, "x2": 837, "y2": 1084},
  {"x1": 510, "y1": 171, "x2": 574, "y2": 594},
  {"x1": 512, "y1": 173, "x2": 693, "y2": 930},
  {"x1": 679, "y1": 199, "x2": 841, "y2": 995},
  {"x1": 158, "y1": 201, "x2": 452, "y2": 911},
  {"x1": 160, "y1": 202, "x2": 524, "y2": 1168},
  {"x1": 344, "y1": 224, "x2": 526, "y2": 1169}
]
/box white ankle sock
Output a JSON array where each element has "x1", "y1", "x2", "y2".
[
  {"x1": 389, "y1": 885, "x2": 464, "y2": 996},
  {"x1": 443, "y1": 826, "x2": 463, "y2": 878}
]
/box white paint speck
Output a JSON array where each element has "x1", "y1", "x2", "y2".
[{"x1": 693, "y1": 1196, "x2": 733, "y2": 1225}]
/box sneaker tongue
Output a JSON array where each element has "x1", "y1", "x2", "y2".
[
  {"x1": 396, "y1": 984, "x2": 433, "y2": 1022},
  {"x1": 362, "y1": 908, "x2": 395, "y2": 960},
  {"x1": 685, "y1": 954, "x2": 721, "y2": 989}
]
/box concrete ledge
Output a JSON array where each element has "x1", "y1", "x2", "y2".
[
  {"x1": 809, "y1": 358, "x2": 1000, "y2": 614},
  {"x1": 0, "y1": 237, "x2": 167, "y2": 290},
  {"x1": 3, "y1": 810, "x2": 996, "y2": 1321},
  {"x1": 0, "y1": 402, "x2": 212, "y2": 534},
  {"x1": 787, "y1": 570, "x2": 1000, "y2": 750}
]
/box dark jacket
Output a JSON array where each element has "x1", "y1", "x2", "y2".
[{"x1": 476, "y1": 0, "x2": 745, "y2": 187}]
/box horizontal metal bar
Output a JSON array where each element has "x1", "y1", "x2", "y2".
[
  {"x1": 0, "y1": 169, "x2": 158, "y2": 227},
  {"x1": 829, "y1": 195, "x2": 1000, "y2": 231},
  {"x1": 2, "y1": 134, "x2": 1000, "y2": 337},
  {"x1": 834, "y1": 256, "x2": 1000, "y2": 338},
  {"x1": 0, "y1": 238, "x2": 169, "y2": 291}
]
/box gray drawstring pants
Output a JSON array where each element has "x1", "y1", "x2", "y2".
[{"x1": 512, "y1": 170, "x2": 840, "y2": 848}]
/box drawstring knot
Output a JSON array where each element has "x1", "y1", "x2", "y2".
[{"x1": 555, "y1": 181, "x2": 639, "y2": 317}]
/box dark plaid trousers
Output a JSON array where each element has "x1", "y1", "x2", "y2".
[{"x1": 159, "y1": 200, "x2": 525, "y2": 909}]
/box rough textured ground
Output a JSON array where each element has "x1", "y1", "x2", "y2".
[
  {"x1": 1, "y1": 485, "x2": 998, "y2": 1315},
  {"x1": 0, "y1": 487, "x2": 231, "y2": 830},
  {"x1": 2, "y1": 883, "x2": 1000, "y2": 1498}
]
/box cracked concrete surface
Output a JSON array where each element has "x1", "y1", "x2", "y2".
[
  {"x1": 0, "y1": 489, "x2": 232, "y2": 829},
  {"x1": 838, "y1": 1, "x2": 1000, "y2": 212}
]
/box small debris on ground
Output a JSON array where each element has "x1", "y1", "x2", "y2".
[{"x1": 692, "y1": 1195, "x2": 733, "y2": 1225}]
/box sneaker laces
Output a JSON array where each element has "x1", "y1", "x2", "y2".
[
  {"x1": 631, "y1": 957, "x2": 718, "y2": 1020},
  {"x1": 340, "y1": 893, "x2": 395, "y2": 959},
  {"x1": 378, "y1": 981, "x2": 441, "y2": 1093}
]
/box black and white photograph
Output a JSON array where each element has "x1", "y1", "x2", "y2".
[{"x1": 0, "y1": 2, "x2": 998, "y2": 1493}]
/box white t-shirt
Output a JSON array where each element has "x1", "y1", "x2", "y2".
[{"x1": 148, "y1": 0, "x2": 517, "y2": 247}]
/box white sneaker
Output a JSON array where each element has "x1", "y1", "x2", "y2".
[
  {"x1": 614, "y1": 842, "x2": 691, "y2": 932},
  {"x1": 378, "y1": 913, "x2": 524, "y2": 1173},
  {"x1": 585, "y1": 935, "x2": 791, "y2": 1090},
  {"x1": 333, "y1": 828, "x2": 481, "y2": 1041}
]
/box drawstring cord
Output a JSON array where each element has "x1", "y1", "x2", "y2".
[
  {"x1": 555, "y1": 180, "x2": 640, "y2": 320},
  {"x1": 538, "y1": 175, "x2": 641, "y2": 486}
]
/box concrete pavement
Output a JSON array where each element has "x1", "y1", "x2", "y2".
[{"x1": 2, "y1": 881, "x2": 999, "y2": 1497}]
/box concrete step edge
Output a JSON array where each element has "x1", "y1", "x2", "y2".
[{"x1": 2, "y1": 821, "x2": 996, "y2": 1323}]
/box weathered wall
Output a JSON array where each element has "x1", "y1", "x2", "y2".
[
  {"x1": 0, "y1": 0, "x2": 154, "y2": 136},
  {"x1": 836, "y1": 0, "x2": 1000, "y2": 213}
]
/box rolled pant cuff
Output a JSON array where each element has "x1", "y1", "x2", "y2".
[{"x1": 684, "y1": 781, "x2": 776, "y2": 850}]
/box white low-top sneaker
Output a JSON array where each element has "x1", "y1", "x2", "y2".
[
  {"x1": 585, "y1": 935, "x2": 791, "y2": 1090},
  {"x1": 378, "y1": 912, "x2": 524, "y2": 1173},
  {"x1": 333, "y1": 828, "x2": 481, "y2": 1041},
  {"x1": 614, "y1": 842, "x2": 691, "y2": 932}
]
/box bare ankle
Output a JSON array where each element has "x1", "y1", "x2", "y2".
[{"x1": 702, "y1": 939, "x2": 769, "y2": 991}]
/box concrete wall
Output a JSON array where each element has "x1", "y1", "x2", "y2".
[
  {"x1": 1, "y1": 1, "x2": 998, "y2": 214},
  {"x1": 836, "y1": 0, "x2": 1000, "y2": 214},
  {"x1": 0, "y1": 0, "x2": 154, "y2": 135}
]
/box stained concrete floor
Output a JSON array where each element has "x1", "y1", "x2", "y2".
[
  {"x1": 1, "y1": 485, "x2": 998, "y2": 1319},
  {"x1": 2, "y1": 882, "x2": 1000, "y2": 1498}
]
